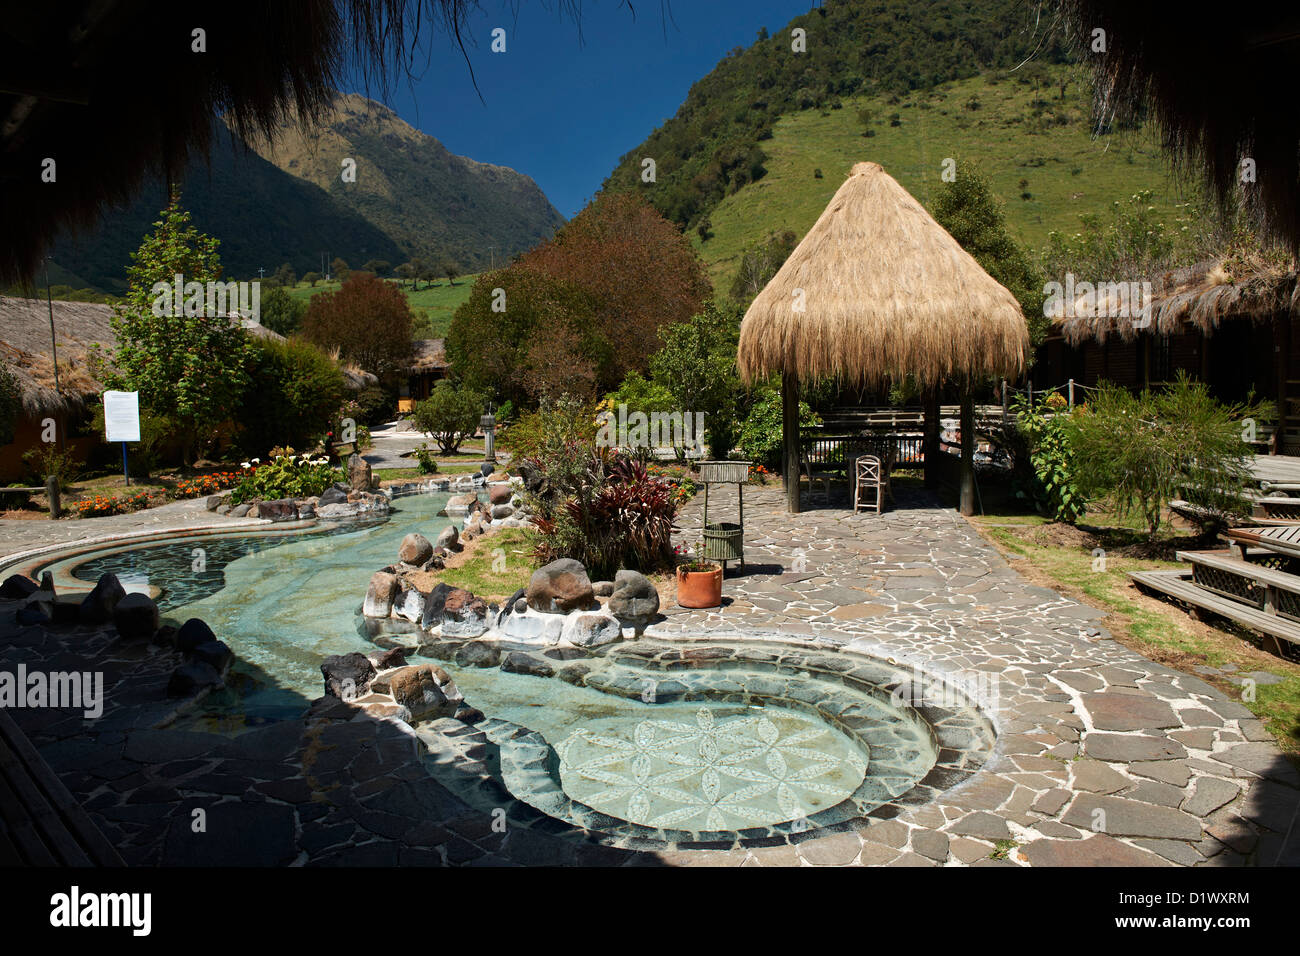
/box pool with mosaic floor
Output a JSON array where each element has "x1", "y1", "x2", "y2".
[{"x1": 11, "y1": 492, "x2": 996, "y2": 850}]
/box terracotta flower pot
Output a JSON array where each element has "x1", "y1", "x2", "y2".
[{"x1": 676, "y1": 564, "x2": 723, "y2": 608}]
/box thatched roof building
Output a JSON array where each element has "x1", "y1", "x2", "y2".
[
  {"x1": 409, "y1": 338, "x2": 448, "y2": 374},
  {"x1": 738, "y1": 162, "x2": 1029, "y2": 387},
  {"x1": 737, "y1": 162, "x2": 1029, "y2": 513},
  {"x1": 0, "y1": 296, "x2": 113, "y2": 416},
  {"x1": 1059, "y1": 3, "x2": 1300, "y2": 250},
  {"x1": 1055, "y1": 257, "x2": 1300, "y2": 345},
  {"x1": 0, "y1": 1, "x2": 489, "y2": 285}
]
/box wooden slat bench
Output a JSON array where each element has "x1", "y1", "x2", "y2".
[
  {"x1": 1131, "y1": 568, "x2": 1300, "y2": 650},
  {"x1": 0, "y1": 709, "x2": 123, "y2": 866},
  {"x1": 1176, "y1": 549, "x2": 1300, "y2": 623}
]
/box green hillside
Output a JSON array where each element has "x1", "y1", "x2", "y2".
[
  {"x1": 604, "y1": 0, "x2": 1072, "y2": 234},
  {"x1": 695, "y1": 67, "x2": 1189, "y2": 292}
]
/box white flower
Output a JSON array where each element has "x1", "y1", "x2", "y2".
[
  {"x1": 241, "y1": 461, "x2": 250, "y2": 469},
  {"x1": 252, "y1": 458, "x2": 261, "y2": 464}
]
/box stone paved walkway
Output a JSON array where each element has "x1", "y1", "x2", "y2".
[
  {"x1": 650, "y1": 484, "x2": 1300, "y2": 866},
  {"x1": 0, "y1": 482, "x2": 1295, "y2": 867}
]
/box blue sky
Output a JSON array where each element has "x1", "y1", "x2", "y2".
[{"x1": 350, "y1": 1, "x2": 815, "y2": 218}]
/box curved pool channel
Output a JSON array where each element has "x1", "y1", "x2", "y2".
[{"x1": 18, "y1": 490, "x2": 997, "y2": 848}]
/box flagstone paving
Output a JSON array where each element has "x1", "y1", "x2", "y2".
[{"x1": 0, "y1": 483, "x2": 1296, "y2": 866}]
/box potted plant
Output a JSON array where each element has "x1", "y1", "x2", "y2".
[{"x1": 675, "y1": 539, "x2": 723, "y2": 608}]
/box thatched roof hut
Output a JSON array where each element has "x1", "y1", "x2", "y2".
[
  {"x1": 0, "y1": 0, "x2": 489, "y2": 286},
  {"x1": 0, "y1": 296, "x2": 113, "y2": 416},
  {"x1": 1059, "y1": 3, "x2": 1300, "y2": 251},
  {"x1": 408, "y1": 338, "x2": 448, "y2": 375},
  {"x1": 738, "y1": 162, "x2": 1029, "y2": 387},
  {"x1": 737, "y1": 162, "x2": 1029, "y2": 513},
  {"x1": 1056, "y1": 257, "x2": 1300, "y2": 345}
]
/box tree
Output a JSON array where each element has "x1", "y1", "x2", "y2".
[
  {"x1": 237, "y1": 337, "x2": 344, "y2": 456},
  {"x1": 728, "y1": 229, "x2": 797, "y2": 305},
  {"x1": 330, "y1": 257, "x2": 350, "y2": 282},
  {"x1": 445, "y1": 262, "x2": 460, "y2": 285},
  {"x1": 418, "y1": 259, "x2": 438, "y2": 288},
  {"x1": 302, "y1": 272, "x2": 413, "y2": 378},
  {"x1": 104, "y1": 188, "x2": 252, "y2": 464},
  {"x1": 447, "y1": 267, "x2": 596, "y2": 408},
  {"x1": 259, "y1": 286, "x2": 307, "y2": 336},
  {"x1": 931, "y1": 161, "x2": 1047, "y2": 345},
  {"x1": 395, "y1": 262, "x2": 415, "y2": 288},
  {"x1": 302, "y1": 271, "x2": 321, "y2": 287},
  {"x1": 412, "y1": 381, "x2": 485, "y2": 453},
  {"x1": 361, "y1": 259, "x2": 392, "y2": 277},
  {"x1": 273, "y1": 262, "x2": 297, "y2": 288},
  {"x1": 408, "y1": 257, "x2": 428, "y2": 290},
  {"x1": 518, "y1": 190, "x2": 711, "y2": 392},
  {"x1": 648, "y1": 301, "x2": 742, "y2": 455}
]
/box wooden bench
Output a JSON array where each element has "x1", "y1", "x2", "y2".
[
  {"x1": 1131, "y1": 567, "x2": 1300, "y2": 651},
  {"x1": 0, "y1": 709, "x2": 123, "y2": 865}
]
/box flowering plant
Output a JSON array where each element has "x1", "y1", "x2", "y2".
[
  {"x1": 173, "y1": 471, "x2": 243, "y2": 499},
  {"x1": 70, "y1": 490, "x2": 153, "y2": 517},
  {"x1": 228, "y1": 453, "x2": 341, "y2": 505}
]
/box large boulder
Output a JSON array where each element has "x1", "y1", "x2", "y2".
[
  {"x1": 398, "y1": 533, "x2": 433, "y2": 566},
  {"x1": 176, "y1": 618, "x2": 216, "y2": 653},
  {"x1": 0, "y1": 574, "x2": 39, "y2": 600},
  {"x1": 113, "y1": 592, "x2": 160, "y2": 642},
  {"x1": 347, "y1": 453, "x2": 373, "y2": 492},
  {"x1": 498, "y1": 608, "x2": 565, "y2": 645},
  {"x1": 363, "y1": 571, "x2": 399, "y2": 618},
  {"x1": 421, "y1": 583, "x2": 488, "y2": 637},
  {"x1": 254, "y1": 498, "x2": 298, "y2": 521},
  {"x1": 380, "y1": 664, "x2": 465, "y2": 720},
  {"x1": 562, "y1": 611, "x2": 623, "y2": 648},
  {"x1": 489, "y1": 484, "x2": 512, "y2": 505},
  {"x1": 435, "y1": 525, "x2": 460, "y2": 553},
  {"x1": 490, "y1": 503, "x2": 514, "y2": 521},
  {"x1": 318, "y1": 484, "x2": 349, "y2": 507},
  {"x1": 367, "y1": 646, "x2": 409, "y2": 671},
  {"x1": 392, "y1": 583, "x2": 426, "y2": 623},
  {"x1": 167, "y1": 660, "x2": 224, "y2": 697},
  {"x1": 191, "y1": 640, "x2": 234, "y2": 674},
  {"x1": 526, "y1": 558, "x2": 594, "y2": 614},
  {"x1": 321, "y1": 652, "x2": 376, "y2": 700},
  {"x1": 78, "y1": 573, "x2": 127, "y2": 625},
  {"x1": 608, "y1": 570, "x2": 660, "y2": 633}
]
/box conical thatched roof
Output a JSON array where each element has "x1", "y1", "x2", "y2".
[{"x1": 737, "y1": 162, "x2": 1029, "y2": 388}]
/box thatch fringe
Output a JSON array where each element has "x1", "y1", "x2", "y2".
[
  {"x1": 737, "y1": 162, "x2": 1029, "y2": 388},
  {"x1": 0, "y1": 0, "x2": 517, "y2": 285},
  {"x1": 1058, "y1": 2, "x2": 1300, "y2": 252}
]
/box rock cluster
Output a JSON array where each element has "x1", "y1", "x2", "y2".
[
  {"x1": 319, "y1": 647, "x2": 478, "y2": 724},
  {"x1": 205, "y1": 482, "x2": 390, "y2": 522}
]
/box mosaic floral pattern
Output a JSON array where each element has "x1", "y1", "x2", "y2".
[{"x1": 556, "y1": 706, "x2": 868, "y2": 831}]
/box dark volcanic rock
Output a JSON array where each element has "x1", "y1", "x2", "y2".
[
  {"x1": 321, "y1": 651, "x2": 377, "y2": 700},
  {"x1": 113, "y1": 592, "x2": 160, "y2": 642},
  {"x1": 176, "y1": 618, "x2": 217, "y2": 653},
  {"x1": 78, "y1": 573, "x2": 126, "y2": 625},
  {"x1": 526, "y1": 558, "x2": 594, "y2": 614}
]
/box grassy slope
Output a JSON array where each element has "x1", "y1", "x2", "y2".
[
  {"x1": 695, "y1": 68, "x2": 1189, "y2": 294},
  {"x1": 286, "y1": 274, "x2": 479, "y2": 339}
]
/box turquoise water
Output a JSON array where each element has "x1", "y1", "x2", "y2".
[
  {"x1": 38, "y1": 497, "x2": 940, "y2": 833},
  {"x1": 53, "y1": 493, "x2": 460, "y2": 725}
]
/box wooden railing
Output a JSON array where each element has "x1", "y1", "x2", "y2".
[{"x1": 800, "y1": 433, "x2": 925, "y2": 474}]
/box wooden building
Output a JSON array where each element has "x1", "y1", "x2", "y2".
[
  {"x1": 399, "y1": 338, "x2": 449, "y2": 412},
  {"x1": 1041, "y1": 258, "x2": 1300, "y2": 453}
]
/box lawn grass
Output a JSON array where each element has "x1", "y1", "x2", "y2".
[
  {"x1": 696, "y1": 66, "x2": 1190, "y2": 294},
  {"x1": 968, "y1": 504, "x2": 1300, "y2": 760},
  {"x1": 438, "y1": 527, "x2": 535, "y2": 602}
]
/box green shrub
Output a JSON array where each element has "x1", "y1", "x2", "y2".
[
  {"x1": 412, "y1": 381, "x2": 485, "y2": 454},
  {"x1": 258, "y1": 286, "x2": 307, "y2": 336},
  {"x1": 735, "y1": 387, "x2": 820, "y2": 467},
  {"x1": 353, "y1": 386, "x2": 396, "y2": 426},
  {"x1": 413, "y1": 443, "x2": 440, "y2": 474},
  {"x1": 1068, "y1": 373, "x2": 1270, "y2": 538},
  {"x1": 238, "y1": 338, "x2": 344, "y2": 457},
  {"x1": 22, "y1": 444, "x2": 83, "y2": 491},
  {"x1": 1009, "y1": 395, "x2": 1085, "y2": 524},
  {"x1": 499, "y1": 394, "x2": 598, "y2": 463},
  {"x1": 229, "y1": 453, "x2": 341, "y2": 504}
]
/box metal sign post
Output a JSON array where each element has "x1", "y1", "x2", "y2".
[{"x1": 103, "y1": 390, "x2": 141, "y2": 487}]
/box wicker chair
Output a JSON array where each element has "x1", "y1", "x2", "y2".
[{"x1": 853, "y1": 454, "x2": 883, "y2": 514}]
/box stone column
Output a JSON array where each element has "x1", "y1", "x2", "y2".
[{"x1": 481, "y1": 412, "x2": 496, "y2": 465}]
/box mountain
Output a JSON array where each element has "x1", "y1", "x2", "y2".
[
  {"x1": 602, "y1": 0, "x2": 1191, "y2": 293},
  {"x1": 246, "y1": 93, "x2": 565, "y2": 274},
  {"x1": 41, "y1": 94, "x2": 563, "y2": 294}
]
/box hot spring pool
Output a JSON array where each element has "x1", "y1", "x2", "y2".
[{"x1": 24, "y1": 490, "x2": 995, "y2": 845}]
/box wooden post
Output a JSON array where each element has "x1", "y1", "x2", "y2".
[
  {"x1": 1068, "y1": 378, "x2": 1075, "y2": 408},
  {"x1": 959, "y1": 383, "x2": 975, "y2": 516},
  {"x1": 1001, "y1": 379, "x2": 1008, "y2": 424},
  {"x1": 45, "y1": 475, "x2": 61, "y2": 519},
  {"x1": 782, "y1": 371, "x2": 801, "y2": 514},
  {"x1": 923, "y1": 385, "x2": 941, "y2": 489}
]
